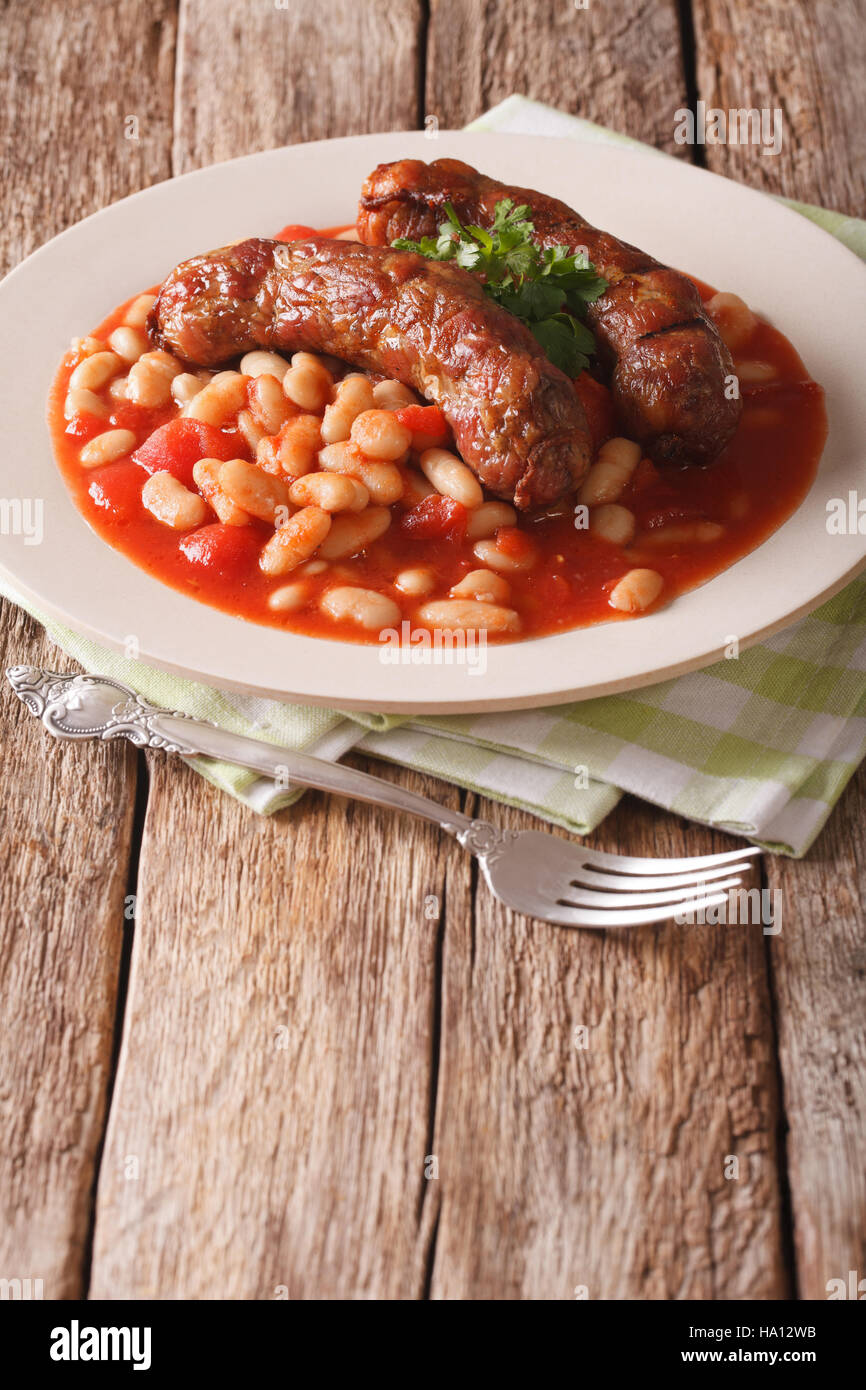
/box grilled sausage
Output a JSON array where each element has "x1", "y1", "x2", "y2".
[
  {"x1": 358, "y1": 158, "x2": 742, "y2": 466},
  {"x1": 148, "y1": 236, "x2": 590, "y2": 509}
]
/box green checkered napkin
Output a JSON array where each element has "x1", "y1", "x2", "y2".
[{"x1": 5, "y1": 97, "x2": 866, "y2": 856}]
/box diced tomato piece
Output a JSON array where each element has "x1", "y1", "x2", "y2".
[
  {"x1": 274, "y1": 223, "x2": 318, "y2": 242},
  {"x1": 133, "y1": 419, "x2": 240, "y2": 488},
  {"x1": 87, "y1": 461, "x2": 144, "y2": 523},
  {"x1": 179, "y1": 523, "x2": 263, "y2": 579},
  {"x1": 399, "y1": 495, "x2": 468, "y2": 540},
  {"x1": 395, "y1": 404, "x2": 451, "y2": 449},
  {"x1": 574, "y1": 373, "x2": 616, "y2": 452},
  {"x1": 495, "y1": 525, "x2": 534, "y2": 561}
]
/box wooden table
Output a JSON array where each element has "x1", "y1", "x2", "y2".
[{"x1": 2, "y1": 0, "x2": 864, "y2": 1301}]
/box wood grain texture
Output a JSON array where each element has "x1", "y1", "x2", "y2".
[
  {"x1": 694, "y1": 0, "x2": 866, "y2": 213},
  {"x1": 769, "y1": 768, "x2": 866, "y2": 1300},
  {"x1": 5, "y1": 0, "x2": 864, "y2": 1304},
  {"x1": 427, "y1": 0, "x2": 688, "y2": 152},
  {"x1": 427, "y1": 795, "x2": 788, "y2": 1300},
  {"x1": 0, "y1": 0, "x2": 177, "y2": 268},
  {"x1": 0, "y1": 607, "x2": 137, "y2": 1297},
  {"x1": 693, "y1": 0, "x2": 866, "y2": 1298},
  {"x1": 0, "y1": 0, "x2": 173, "y2": 1297},
  {"x1": 89, "y1": 757, "x2": 456, "y2": 1298},
  {"x1": 173, "y1": 0, "x2": 423, "y2": 174},
  {"x1": 86, "y1": 0, "x2": 451, "y2": 1301}
]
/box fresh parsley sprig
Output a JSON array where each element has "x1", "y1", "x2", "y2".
[{"x1": 393, "y1": 199, "x2": 607, "y2": 377}]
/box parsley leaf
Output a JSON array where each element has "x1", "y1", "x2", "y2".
[{"x1": 393, "y1": 199, "x2": 607, "y2": 377}]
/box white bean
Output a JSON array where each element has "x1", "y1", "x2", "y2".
[
  {"x1": 79, "y1": 428, "x2": 137, "y2": 469},
  {"x1": 417, "y1": 600, "x2": 520, "y2": 633},
  {"x1": 127, "y1": 351, "x2": 183, "y2": 408},
  {"x1": 321, "y1": 375, "x2": 375, "y2": 444},
  {"x1": 372, "y1": 379, "x2": 417, "y2": 411},
  {"x1": 608, "y1": 568, "x2": 664, "y2": 613},
  {"x1": 404, "y1": 469, "x2": 437, "y2": 504},
  {"x1": 70, "y1": 335, "x2": 105, "y2": 357},
  {"x1": 449, "y1": 569, "x2": 511, "y2": 603},
  {"x1": 420, "y1": 447, "x2": 483, "y2": 508},
  {"x1": 108, "y1": 326, "x2": 148, "y2": 364},
  {"x1": 184, "y1": 371, "x2": 247, "y2": 425},
  {"x1": 282, "y1": 354, "x2": 332, "y2": 411},
  {"x1": 237, "y1": 409, "x2": 266, "y2": 452},
  {"x1": 318, "y1": 442, "x2": 404, "y2": 504},
  {"x1": 706, "y1": 291, "x2": 757, "y2": 352},
  {"x1": 192, "y1": 458, "x2": 250, "y2": 526},
  {"x1": 350, "y1": 409, "x2": 412, "y2": 461},
  {"x1": 321, "y1": 586, "x2": 401, "y2": 631},
  {"x1": 268, "y1": 582, "x2": 309, "y2": 612},
  {"x1": 123, "y1": 293, "x2": 157, "y2": 328},
  {"x1": 241, "y1": 350, "x2": 290, "y2": 381},
  {"x1": 258, "y1": 415, "x2": 321, "y2": 478},
  {"x1": 288, "y1": 472, "x2": 369, "y2": 513},
  {"x1": 318, "y1": 506, "x2": 391, "y2": 560},
  {"x1": 69, "y1": 350, "x2": 122, "y2": 391},
  {"x1": 219, "y1": 458, "x2": 288, "y2": 522},
  {"x1": 142, "y1": 470, "x2": 208, "y2": 530},
  {"x1": 465, "y1": 501, "x2": 517, "y2": 539},
  {"x1": 395, "y1": 567, "x2": 436, "y2": 598},
  {"x1": 578, "y1": 437, "x2": 642, "y2": 506},
  {"x1": 472, "y1": 537, "x2": 536, "y2": 573},
  {"x1": 259, "y1": 506, "x2": 331, "y2": 576},
  {"x1": 589, "y1": 503, "x2": 636, "y2": 546},
  {"x1": 248, "y1": 373, "x2": 293, "y2": 434},
  {"x1": 64, "y1": 387, "x2": 109, "y2": 421},
  {"x1": 736, "y1": 360, "x2": 777, "y2": 384},
  {"x1": 171, "y1": 373, "x2": 205, "y2": 406}
]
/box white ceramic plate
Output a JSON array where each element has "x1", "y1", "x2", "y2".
[{"x1": 1, "y1": 131, "x2": 864, "y2": 712}]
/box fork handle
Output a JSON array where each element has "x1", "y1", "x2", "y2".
[{"x1": 153, "y1": 711, "x2": 476, "y2": 838}]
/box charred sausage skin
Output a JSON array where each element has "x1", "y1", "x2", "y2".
[
  {"x1": 148, "y1": 236, "x2": 591, "y2": 510},
  {"x1": 358, "y1": 158, "x2": 742, "y2": 466}
]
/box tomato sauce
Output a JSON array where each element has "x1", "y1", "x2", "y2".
[{"x1": 49, "y1": 256, "x2": 827, "y2": 646}]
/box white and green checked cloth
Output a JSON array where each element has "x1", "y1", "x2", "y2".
[{"x1": 5, "y1": 97, "x2": 866, "y2": 857}]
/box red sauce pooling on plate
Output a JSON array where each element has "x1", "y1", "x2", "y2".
[{"x1": 48, "y1": 242, "x2": 827, "y2": 646}]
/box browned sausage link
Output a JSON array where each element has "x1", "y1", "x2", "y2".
[
  {"x1": 358, "y1": 159, "x2": 742, "y2": 466},
  {"x1": 148, "y1": 236, "x2": 591, "y2": 510}
]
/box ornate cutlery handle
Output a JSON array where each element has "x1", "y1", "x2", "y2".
[{"x1": 6, "y1": 666, "x2": 512, "y2": 851}]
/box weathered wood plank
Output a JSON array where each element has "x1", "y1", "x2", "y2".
[
  {"x1": 0, "y1": 609, "x2": 137, "y2": 1299},
  {"x1": 427, "y1": 0, "x2": 688, "y2": 153},
  {"x1": 89, "y1": 756, "x2": 455, "y2": 1297},
  {"x1": 695, "y1": 0, "x2": 866, "y2": 1299},
  {"x1": 768, "y1": 770, "x2": 866, "y2": 1300},
  {"x1": 0, "y1": 0, "x2": 177, "y2": 267},
  {"x1": 427, "y1": 793, "x2": 788, "y2": 1300},
  {"x1": 421, "y1": 0, "x2": 789, "y2": 1302},
  {"x1": 0, "y1": 0, "x2": 174, "y2": 1297},
  {"x1": 173, "y1": 0, "x2": 424, "y2": 174},
  {"x1": 89, "y1": 0, "x2": 444, "y2": 1299},
  {"x1": 694, "y1": 0, "x2": 866, "y2": 213}
]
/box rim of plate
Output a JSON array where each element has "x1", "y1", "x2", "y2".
[{"x1": 0, "y1": 129, "x2": 864, "y2": 713}]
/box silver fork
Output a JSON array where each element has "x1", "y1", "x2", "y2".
[{"x1": 6, "y1": 666, "x2": 760, "y2": 929}]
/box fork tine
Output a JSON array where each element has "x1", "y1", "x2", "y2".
[
  {"x1": 555, "y1": 875, "x2": 744, "y2": 911},
  {"x1": 579, "y1": 844, "x2": 762, "y2": 876},
  {"x1": 566, "y1": 861, "x2": 754, "y2": 893},
  {"x1": 540, "y1": 890, "x2": 731, "y2": 930}
]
